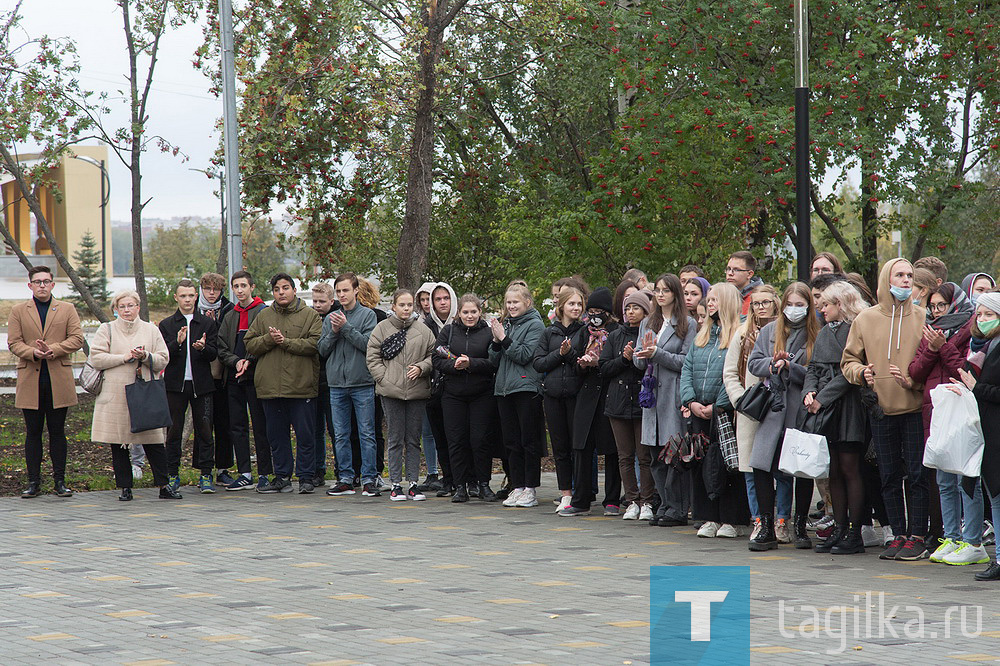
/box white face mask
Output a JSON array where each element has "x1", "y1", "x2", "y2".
[{"x1": 783, "y1": 305, "x2": 808, "y2": 323}]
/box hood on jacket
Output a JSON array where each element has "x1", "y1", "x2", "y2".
[
  {"x1": 415, "y1": 281, "x2": 437, "y2": 317},
  {"x1": 876, "y1": 258, "x2": 922, "y2": 360},
  {"x1": 740, "y1": 275, "x2": 764, "y2": 299},
  {"x1": 272, "y1": 297, "x2": 305, "y2": 315},
  {"x1": 505, "y1": 307, "x2": 542, "y2": 329},
  {"x1": 961, "y1": 272, "x2": 996, "y2": 302},
  {"x1": 929, "y1": 282, "x2": 974, "y2": 336},
  {"x1": 428, "y1": 282, "x2": 457, "y2": 330},
  {"x1": 387, "y1": 311, "x2": 419, "y2": 329}
]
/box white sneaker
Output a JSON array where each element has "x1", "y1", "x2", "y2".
[
  {"x1": 929, "y1": 538, "x2": 959, "y2": 562},
  {"x1": 715, "y1": 524, "x2": 737, "y2": 538},
  {"x1": 861, "y1": 525, "x2": 881, "y2": 548},
  {"x1": 502, "y1": 487, "x2": 525, "y2": 507},
  {"x1": 942, "y1": 542, "x2": 991, "y2": 566},
  {"x1": 697, "y1": 521, "x2": 719, "y2": 538},
  {"x1": 621, "y1": 503, "x2": 640, "y2": 520},
  {"x1": 515, "y1": 487, "x2": 538, "y2": 508},
  {"x1": 638, "y1": 504, "x2": 654, "y2": 521},
  {"x1": 131, "y1": 464, "x2": 143, "y2": 480},
  {"x1": 555, "y1": 496, "x2": 572, "y2": 513},
  {"x1": 775, "y1": 519, "x2": 791, "y2": 544},
  {"x1": 882, "y1": 525, "x2": 894, "y2": 546}
]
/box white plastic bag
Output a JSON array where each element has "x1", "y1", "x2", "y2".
[
  {"x1": 778, "y1": 428, "x2": 830, "y2": 479},
  {"x1": 923, "y1": 384, "x2": 984, "y2": 478}
]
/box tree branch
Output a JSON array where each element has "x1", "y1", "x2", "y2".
[{"x1": 811, "y1": 187, "x2": 856, "y2": 263}]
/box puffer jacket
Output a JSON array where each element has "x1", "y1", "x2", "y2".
[
  {"x1": 679, "y1": 323, "x2": 731, "y2": 409},
  {"x1": 490, "y1": 308, "x2": 545, "y2": 396},
  {"x1": 366, "y1": 314, "x2": 436, "y2": 401},
  {"x1": 244, "y1": 298, "x2": 322, "y2": 400},
  {"x1": 433, "y1": 318, "x2": 497, "y2": 396},
  {"x1": 599, "y1": 323, "x2": 643, "y2": 419},
  {"x1": 532, "y1": 320, "x2": 584, "y2": 398}
]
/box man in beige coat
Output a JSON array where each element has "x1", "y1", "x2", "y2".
[{"x1": 8, "y1": 266, "x2": 85, "y2": 498}]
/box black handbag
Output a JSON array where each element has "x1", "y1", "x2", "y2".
[
  {"x1": 126, "y1": 357, "x2": 173, "y2": 433},
  {"x1": 734, "y1": 380, "x2": 772, "y2": 421}
]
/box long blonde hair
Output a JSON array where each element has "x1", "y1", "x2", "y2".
[{"x1": 695, "y1": 282, "x2": 740, "y2": 349}]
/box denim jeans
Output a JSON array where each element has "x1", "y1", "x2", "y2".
[
  {"x1": 744, "y1": 472, "x2": 759, "y2": 519},
  {"x1": 776, "y1": 472, "x2": 793, "y2": 520},
  {"x1": 421, "y1": 413, "x2": 438, "y2": 475},
  {"x1": 331, "y1": 386, "x2": 377, "y2": 484},
  {"x1": 938, "y1": 470, "x2": 984, "y2": 545}
]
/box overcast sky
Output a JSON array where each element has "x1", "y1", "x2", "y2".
[{"x1": 17, "y1": 1, "x2": 222, "y2": 222}]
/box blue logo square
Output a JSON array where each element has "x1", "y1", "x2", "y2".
[{"x1": 650, "y1": 565, "x2": 752, "y2": 664}]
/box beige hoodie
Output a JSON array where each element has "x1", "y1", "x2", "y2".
[{"x1": 841, "y1": 258, "x2": 925, "y2": 415}]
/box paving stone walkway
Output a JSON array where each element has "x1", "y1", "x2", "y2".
[{"x1": 2, "y1": 473, "x2": 999, "y2": 665}]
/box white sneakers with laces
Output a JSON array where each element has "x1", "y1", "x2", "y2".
[
  {"x1": 555, "y1": 496, "x2": 572, "y2": 513},
  {"x1": 638, "y1": 504, "x2": 654, "y2": 521},
  {"x1": 942, "y1": 541, "x2": 990, "y2": 566},
  {"x1": 515, "y1": 487, "x2": 538, "y2": 508},
  {"x1": 697, "y1": 521, "x2": 720, "y2": 538},
  {"x1": 502, "y1": 487, "x2": 525, "y2": 507}
]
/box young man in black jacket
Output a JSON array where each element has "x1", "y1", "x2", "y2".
[
  {"x1": 159, "y1": 278, "x2": 219, "y2": 494},
  {"x1": 198, "y1": 272, "x2": 236, "y2": 486},
  {"x1": 216, "y1": 271, "x2": 272, "y2": 491}
]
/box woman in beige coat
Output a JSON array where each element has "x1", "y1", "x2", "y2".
[
  {"x1": 723, "y1": 285, "x2": 788, "y2": 537},
  {"x1": 89, "y1": 290, "x2": 176, "y2": 501},
  {"x1": 366, "y1": 289, "x2": 435, "y2": 501}
]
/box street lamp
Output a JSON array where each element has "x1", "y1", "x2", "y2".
[
  {"x1": 794, "y1": 0, "x2": 811, "y2": 282},
  {"x1": 68, "y1": 154, "x2": 111, "y2": 275}
]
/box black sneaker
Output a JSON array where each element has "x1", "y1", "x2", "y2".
[
  {"x1": 226, "y1": 475, "x2": 254, "y2": 491},
  {"x1": 975, "y1": 562, "x2": 1000, "y2": 581},
  {"x1": 558, "y1": 506, "x2": 591, "y2": 517},
  {"x1": 326, "y1": 482, "x2": 355, "y2": 496},
  {"x1": 298, "y1": 480, "x2": 315, "y2": 494},
  {"x1": 312, "y1": 474, "x2": 327, "y2": 488},
  {"x1": 658, "y1": 517, "x2": 688, "y2": 527},
  {"x1": 361, "y1": 483, "x2": 381, "y2": 497},
  {"x1": 159, "y1": 485, "x2": 183, "y2": 500},
  {"x1": 894, "y1": 537, "x2": 929, "y2": 561},
  {"x1": 390, "y1": 485, "x2": 406, "y2": 501},
  {"x1": 216, "y1": 470, "x2": 237, "y2": 486},
  {"x1": 258, "y1": 477, "x2": 292, "y2": 494},
  {"x1": 879, "y1": 535, "x2": 906, "y2": 560}
]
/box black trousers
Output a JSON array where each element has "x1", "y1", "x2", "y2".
[
  {"x1": 112, "y1": 443, "x2": 167, "y2": 488},
  {"x1": 543, "y1": 395, "x2": 575, "y2": 491},
  {"x1": 691, "y1": 415, "x2": 751, "y2": 526},
  {"x1": 497, "y1": 392, "x2": 543, "y2": 489},
  {"x1": 165, "y1": 382, "x2": 215, "y2": 476},
  {"x1": 197, "y1": 378, "x2": 232, "y2": 470},
  {"x1": 228, "y1": 380, "x2": 272, "y2": 476},
  {"x1": 442, "y1": 391, "x2": 496, "y2": 486},
  {"x1": 23, "y1": 378, "x2": 68, "y2": 482},
  {"x1": 313, "y1": 384, "x2": 334, "y2": 475},
  {"x1": 423, "y1": 393, "x2": 452, "y2": 485}
]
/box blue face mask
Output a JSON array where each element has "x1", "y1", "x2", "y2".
[
  {"x1": 972, "y1": 294, "x2": 980, "y2": 307},
  {"x1": 889, "y1": 285, "x2": 912, "y2": 302}
]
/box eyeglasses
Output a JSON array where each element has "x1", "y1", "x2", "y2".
[
  {"x1": 30, "y1": 279, "x2": 54, "y2": 286},
  {"x1": 928, "y1": 303, "x2": 948, "y2": 313},
  {"x1": 653, "y1": 288, "x2": 671, "y2": 295},
  {"x1": 751, "y1": 300, "x2": 775, "y2": 308},
  {"x1": 725, "y1": 266, "x2": 750, "y2": 275}
]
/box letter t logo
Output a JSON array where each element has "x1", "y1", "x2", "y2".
[{"x1": 674, "y1": 591, "x2": 729, "y2": 641}]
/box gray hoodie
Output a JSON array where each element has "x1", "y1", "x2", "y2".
[{"x1": 318, "y1": 303, "x2": 378, "y2": 389}]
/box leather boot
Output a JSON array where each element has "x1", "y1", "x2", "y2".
[
  {"x1": 54, "y1": 479, "x2": 73, "y2": 498},
  {"x1": 814, "y1": 524, "x2": 846, "y2": 553},
  {"x1": 451, "y1": 484, "x2": 469, "y2": 503},
  {"x1": 21, "y1": 481, "x2": 42, "y2": 498},
  {"x1": 831, "y1": 523, "x2": 865, "y2": 555},
  {"x1": 794, "y1": 514, "x2": 812, "y2": 549},
  {"x1": 479, "y1": 482, "x2": 498, "y2": 503},
  {"x1": 748, "y1": 513, "x2": 778, "y2": 551},
  {"x1": 119, "y1": 488, "x2": 133, "y2": 502}
]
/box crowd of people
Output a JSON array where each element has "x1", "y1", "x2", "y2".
[{"x1": 11, "y1": 251, "x2": 1000, "y2": 582}]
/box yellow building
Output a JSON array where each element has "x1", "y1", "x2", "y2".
[{"x1": 1, "y1": 145, "x2": 113, "y2": 277}]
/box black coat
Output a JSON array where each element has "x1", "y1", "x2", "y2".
[
  {"x1": 599, "y1": 323, "x2": 643, "y2": 420},
  {"x1": 802, "y1": 321, "x2": 869, "y2": 444},
  {"x1": 974, "y1": 342, "x2": 1000, "y2": 497},
  {"x1": 433, "y1": 319, "x2": 497, "y2": 397},
  {"x1": 572, "y1": 322, "x2": 619, "y2": 454},
  {"x1": 159, "y1": 309, "x2": 218, "y2": 395},
  {"x1": 532, "y1": 320, "x2": 585, "y2": 398}
]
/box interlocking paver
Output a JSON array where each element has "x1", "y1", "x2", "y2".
[{"x1": 3, "y1": 472, "x2": 999, "y2": 664}]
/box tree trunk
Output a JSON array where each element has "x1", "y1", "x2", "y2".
[
  {"x1": 0, "y1": 145, "x2": 110, "y2": 322},
  {"x1": 860, "y1": 160, "x2": 879, "y2": 294},
  {"x1": 396, "y1": 12, "x2": 442, "y2": 290}
]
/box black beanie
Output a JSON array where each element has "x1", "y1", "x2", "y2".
[{"x1": 587, "y1": 287, "x2": 613, "y2": 313}]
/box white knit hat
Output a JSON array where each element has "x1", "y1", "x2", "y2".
[{"x1": 976, "y1": 291, "x2": 1000, "y2": 316}]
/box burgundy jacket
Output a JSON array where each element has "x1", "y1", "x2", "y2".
[{"x1": 908, "y1": 319, "x2": 973, "y2": 438}]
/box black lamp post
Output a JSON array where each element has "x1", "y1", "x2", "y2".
[{"x1": 794, "y1": 0, "x2": 812, "y2": 282}]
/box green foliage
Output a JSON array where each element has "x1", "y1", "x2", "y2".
[{"x1": 70, "y1": 231, "x2": 108, "y2": 304}]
